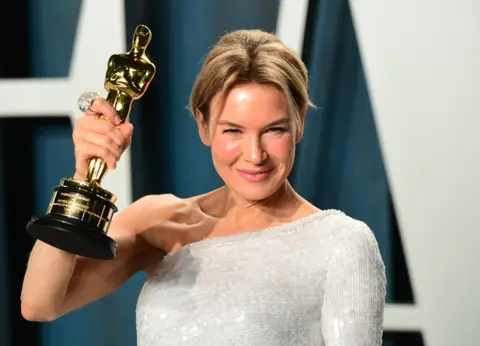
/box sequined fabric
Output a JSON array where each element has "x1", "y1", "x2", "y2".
[{"x1": 136, "y1": 210, "x2": 386, "y2": 345}]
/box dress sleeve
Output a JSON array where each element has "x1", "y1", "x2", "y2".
[{"x1": 321, "y1": 222, "x2": 387, "y2": 346}]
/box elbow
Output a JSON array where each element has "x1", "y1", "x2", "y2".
[{"x1": 21, "y1": 301, "x2": 62, "y2": 322}]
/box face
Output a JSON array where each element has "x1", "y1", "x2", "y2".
[
  {"x1": 197, "y1": 83, "x2": 305, "y2": 203},
  {"x1": 134, "y1": 25, "x2": 151, "y2": 48}
]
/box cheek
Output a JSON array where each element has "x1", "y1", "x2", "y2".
[
  {"x1": 264, "y1": 134, "x2": 295, "y2": 161},
  {"x1": 211, "y1": 136, "x2": 241, "y2": 164}
]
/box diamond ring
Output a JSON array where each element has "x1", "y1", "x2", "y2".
[{"x1": 78, "y1": 91, "x2": 101, "y2": 113}]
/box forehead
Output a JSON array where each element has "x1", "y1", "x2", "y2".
[{"x1": 211, "y1": 84, "x2": 291, "y2": 125}]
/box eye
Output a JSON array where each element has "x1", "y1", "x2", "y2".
[
  {"x1": 222, "y1": 128, "x2": 242, "y2": 134},
  {"x1": 267, "y1": 127, "x2": 287, "y2": 133}
]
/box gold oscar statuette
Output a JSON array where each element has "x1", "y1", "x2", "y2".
[{"x1": 26, "y1": 25, "x2": 156, "y2": 260}]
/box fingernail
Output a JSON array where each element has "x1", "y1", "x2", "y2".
[{"x1": 114, "y1": 116, "x2": 122, "y2": 125}]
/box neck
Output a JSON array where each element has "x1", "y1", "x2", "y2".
[
  {"x1": 132, "y1": 46, "x2": 145, "y2": 57},
  {"x1": 220, "y1": 181, "x2": 303, "y2": 225}
]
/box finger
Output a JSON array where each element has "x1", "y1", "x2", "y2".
[
  {"x1": 75, "y1": 118, "x2": 128, "y2": 150},
  {"x1": 75, "y1": 160, "x2": 89, "y2": 178},
  {"x1": 117, "y1": 123, "x2": 133, "y2": 151},
  {"x1": 89, "y1": 120, "x2": 127, "y2": 148},
  {"x1": 79, "y1": 132, "x2": 123, "y2": 161},
  {"x1": 84, "y1": 107, "x2": 99, "y2": 117},
  {"x1": 91, "y1": 121, "x2": 129, "y2": 149},
  {"x1": 75, "y1": 112, "x2": 114, "y2": 136},
  {"x1": 117, "y1": 123, "x2": 133, "y2": 138},
  {"x1": 77, "y1": 115, "x2": 114, "y2": 132},
  {"x1": 108, "y1": 127, "x2": 128, "y2": 149},
  {"x1": 75, "y1": 142, "x2": 118, "y2": 170},
  {"x1": 90, "y1": 98, "x2": 122, "y2": 125},
  {"x1": 88, "y1": 118, "x2": 116, "y2": 134},
  {"x1": 122, "y1": 135, "x2": 132, "y2": 151}
]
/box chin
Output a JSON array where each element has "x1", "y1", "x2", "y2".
[
  {"x1": 231, "y1": 177, "x2": 286, "y2": 203},
  {"x1": 233, "y1": 186, "x2": 277, "y2": 203},
  {"x1": 217, "y1": 166, "x2": 291, "y2": 203}
]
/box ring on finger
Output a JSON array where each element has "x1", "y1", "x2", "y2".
[{"x1": 78, "y1": 91, "x2": 101, "y2": 113}]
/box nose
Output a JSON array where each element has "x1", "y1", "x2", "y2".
[{"x1": 244, "y1": 134, "x2": 267, "y2": 165}]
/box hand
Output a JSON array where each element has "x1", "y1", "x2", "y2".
[{"x1": 72, "y1": 97, "x2": 133, "y2": 180}]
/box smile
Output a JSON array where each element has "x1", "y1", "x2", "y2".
[{"x1": 237, "y1": 169, "x2": 273, "y2": 182}]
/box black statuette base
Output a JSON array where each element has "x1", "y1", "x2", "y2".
[{"x1": 27, "y1": 214, "x2": 117, "y2": 260}]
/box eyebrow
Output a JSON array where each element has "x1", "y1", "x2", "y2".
[{"x1": 217, "y1": 117, "x2": 290, "y2": 128}]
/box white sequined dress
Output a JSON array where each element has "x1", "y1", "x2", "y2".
[{"x1": 136, "y1": 210, "x2": 386, "y2": 345}]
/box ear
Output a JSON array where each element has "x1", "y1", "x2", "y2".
[
  {"x1": 295, "y1": 105, "x2": 308, "y2": 143},
  {"x1": 194, "y1": 109, "x2": 211, "y2": 146}
]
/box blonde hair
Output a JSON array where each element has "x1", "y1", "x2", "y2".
[{"x1": 189, "y1": 29, "x2": 315, "y2": 130}]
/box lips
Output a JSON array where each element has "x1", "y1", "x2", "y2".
[{"x1": 237, "y1": 168, "x2": 273, "y2": 182}]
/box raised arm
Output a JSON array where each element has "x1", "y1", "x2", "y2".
[
  {"x1": 321, "y1": 222, "x2": 387, "y2": 345},
  {"x1": 21, "y1": 194, "x2": 163, "y2": 322},
  {"x1": 20, "y1": 96, "x2": 160, "y2": 322}
]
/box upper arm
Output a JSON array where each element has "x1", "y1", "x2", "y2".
[
  {"x1": 321, "y1": 222, "x2": 387, "y2": 346},
  {"x1": 61, "y1": 195, "x2": 169, "y2": 315}
]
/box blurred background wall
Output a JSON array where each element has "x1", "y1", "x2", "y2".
[{"x1": 0, "y1": 0, "x2": 478, "y2": 345}]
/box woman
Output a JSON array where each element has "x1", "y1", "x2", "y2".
[{"x1": 21, "y1": 29, "x2": 386, "y2": 345}]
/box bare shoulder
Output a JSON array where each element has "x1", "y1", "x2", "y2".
[
  {"x1": 113, "y1": 193, "x2": 193, "y2": 234},
  {"x1": 130, "y1": 193, "x2": 190, "y2": 213},
  {"x1": 121, "y1": 193, "x2": 213, "y2": 253}
]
